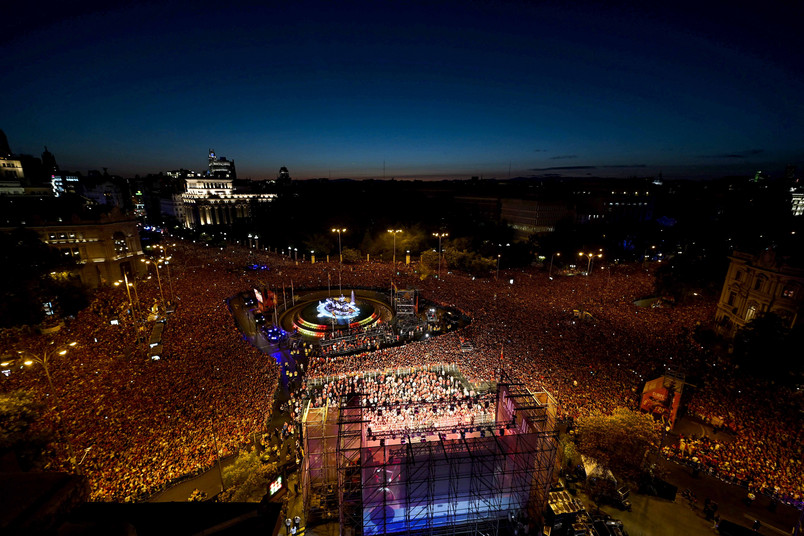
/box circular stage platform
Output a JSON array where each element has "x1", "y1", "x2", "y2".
[{"x1": 280, "y1": 290, "x2": 394, "y2": 338}]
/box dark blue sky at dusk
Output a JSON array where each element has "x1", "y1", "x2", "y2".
[{"x1": 3, "y1": 1, "x2": 803, "y2": 180}]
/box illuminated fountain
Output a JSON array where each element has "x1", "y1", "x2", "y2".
[
  {"x1": 290, "y1": 290, "x2": 388, "y2": 337},
  {"x1": 317, "y1": 291, "x2": 360, "y2": 321}
]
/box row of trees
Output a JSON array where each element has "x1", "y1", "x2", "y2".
[{"x1": 0, "y1": 228, "x2": 89, "y2": 329}]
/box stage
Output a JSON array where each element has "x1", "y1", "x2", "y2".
[{"x1": 301, "y1": 366, "x2": 559, "y2": 535}]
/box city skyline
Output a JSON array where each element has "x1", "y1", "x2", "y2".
[{"x1": 4, "y1": 1, "x2": 803, "y2": 180}]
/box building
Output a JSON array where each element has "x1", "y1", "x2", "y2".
[
  {"x1": 500, "y1": 197, "x2": 574, "y2": 238},
  {"x1": 207, "y1": 149, "x2": 236, "y2": 179},
  {"x1": 791, "y1": 182, "x2": 804, "y2": 217},
  {"x1": 714, "y1": 249, "x2": 804, "y2": 340},
  {"x1": 51, "y1": 172, "x2": 81, "y2": 197},
  {"x1": 175, "y1": 151, "x2": 275, "y2": 228},
  {"x1": 0, "y1": 209, "x2": 147, "y2": 287}
]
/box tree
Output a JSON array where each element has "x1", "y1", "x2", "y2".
[
  {"x1": 0, "y1": 390, "x2": 54, "y2": 471},
  {"x1": 733, "y1": 313, "x2": 796, "y2": 378},
  {"x1": 220, "y1": 448, "x2": 279, "y2": 502},
  {"x1": 654, "y1": 252, "x2": 727, "y2": 303},
  {"x1": 341, "y1": 247, "x2": 362, "y2": 264},
  {"x1": 575, "y1": 407, "x2": 659, "y2": 482}
]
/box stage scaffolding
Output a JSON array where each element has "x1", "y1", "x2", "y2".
[{"x1": 301, "y1": 367, "x2": 558, "y2": 535}]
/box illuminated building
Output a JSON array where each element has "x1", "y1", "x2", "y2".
[
  {"x1": 177, "y1": 151, "x2": 275, "y2": 228},
  {"x1": 0, "y1": 208, "x2": 147, "y2": 287},
  {"x1": 791, "y1": 184, "x2": 804, "y2": 217},
  {"x1": 208, "y1": 149, "x2": 236, "y2": 179},
  {"x1": 50, "y1": 173, "x2": 80, "y2": 197},
  {"x1": 714, "y1": 249, "x2": 804, "y2": 339}
]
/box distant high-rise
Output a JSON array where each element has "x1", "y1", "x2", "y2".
[
  {"x1": 0, "y1": 129, "x2": 10, "y2": 156},
  {"x1": 208, "y1": 149, "x2": 236, "y2": 179},
  {"x1": 276, "y1": 166, "x2": 291, "y2": 186},
  {"x1": 41, "y1": 146, "x2": 59, "y2": 174}
]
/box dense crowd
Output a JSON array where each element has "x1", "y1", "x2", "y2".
[
  {"x1": 2, "y1": 239, "x2": 801, "y2": 504},
  {"x1": 304, "y1": 368, "x2": 496, "y2": 435},
  {"x1": 319, "y1": 324, "x2": 395, "y2": 356}
]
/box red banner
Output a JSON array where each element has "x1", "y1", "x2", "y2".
[{"x1": 640, "y1": 376, "x2": 682, "y2": 428}]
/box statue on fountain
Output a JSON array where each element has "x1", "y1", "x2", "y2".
[{"x1": 317, "y1": 291, "x2": 360, "y2": 320}]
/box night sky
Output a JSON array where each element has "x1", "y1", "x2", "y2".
[{"x1": 4, "y1": 1, "x2": 803, "y2": 180}]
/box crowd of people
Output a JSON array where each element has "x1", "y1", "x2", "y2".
[
  {"x1": 303, "y1": 367, "x2": 496, "y2": 436},
  {"x1": 319, "y1": 324, "x2": 395, "y2": 356},
  {"x1": 2, "y1": 242, "x2": 281, "y2": 501},
  {"x1": 2, "y1": 239, "x2": 801, "y2": 505}
]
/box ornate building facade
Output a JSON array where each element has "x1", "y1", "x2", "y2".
[
  {"x1": 174, "y1": 151, "x2": 276, "y2": 228},
  {"x1": 714, "y1": 249, "x2": 804, "y2": 339},
  {"x1": 12, "y1": 210, "x2": 147, "y2": 288}
]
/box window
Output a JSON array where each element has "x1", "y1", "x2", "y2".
[
  {"x1": 113, "y1": 232, "x2": 129, "y2": 255},
  {"x1": 782, "y1": 284, "x2": 797, "y2": 299},
  {"x1": 727, "y1": 292, "x2": 736, "y2": 306},
  {"x1": 754, "y1": 276, "x2": 766, "y2": 291},
  {"x1": 735, "y1": 271, "x2": 743, "y2": 281}
]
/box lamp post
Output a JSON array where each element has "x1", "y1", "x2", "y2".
[
  {"x1": 141, "y1": 258, "x2": 167, "y2": 312},
  {"x1": 16, "y1": 341, "x2": 78, "y2": 469},
  {"x1": 114, "y1": 272, "x2": 136, "y2": 322},
  {"x1": 156, "y1": 243, "x2": 177, "y2": 304},
  {"x1": 578, "y1": 251, "x2": 603, "y2": 275},
  {"x1": 548, "y1": 252, "x2": 561, "y2": 279},
  {"x1": 643, "y1": 244, "x2": 656, "y2": 267},
  {"x1": 387, "y1": 229, "x2": 402, "y2": 265},
  {"x1": 496, "y1": 254, "x2": 501, "y2": 280},
  {"x1": 432, "y1": 232, "x2": 448, "y2": 280},
  {"x1": 331, "y1": 228, "x2": 346, "y2": 264}
]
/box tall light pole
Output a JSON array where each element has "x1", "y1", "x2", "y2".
[
  {"x1": 155, "y1": 243, "x2": 177, "y2": 304},
  {"x1": 114, "y1": 275, "x2": 135, "y2": 320},
  {"x1": 496, "y1": 254, "x2": 501, "y2": 280},
  {"x1": 141, "y1": 258, "x2": 167, "y2": 312},
  {"x1": 331, "y1": 228, "x2": 346, "y2": 265},
  {"x1": 387, "y1": 229, "x2": 402, "y2": 265},
  {"x1": 548, "y1": 252, "x2": 561, "y2": 279},
  {"x1": 432, "y1": 232, "x2": 448, "y2": 280},
  {"x1": 578, "y1": 251, "x2": 603, "y2": 275},
  {"x1": 16, "y1": 341, "x2": 78, "y2": 469}
]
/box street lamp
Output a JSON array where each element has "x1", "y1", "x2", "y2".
[
  {"x1": 578, "y1": 251, "x2": 603, "y2": 275},
  {"x1": 16, "y1": 341, "x2": 78, "y2": 469},
  {"x1": 331, "y1": 228, "x2": 346, "y2": 264},
  {"x1": 114, "y1": 272, "x2": 139, "y2": 322},
  {"x1": 155, "y1": 243, "x2": 177, "y2": 304},
  {"x1": 496, "y1": 254, "x2": 501, "y2": 280},
  {"x1": 387, "y1": 229, "x2": 402, "y2": 265},
  {"x1": 141, "y1": 258, "x2": 168, "y2": 312},
  {"x1": 432, "y1": 232, "x2": 448, "y2": 280},
  {"x1": 549, "y1": 252, "x2": 561, "y2": 279}
]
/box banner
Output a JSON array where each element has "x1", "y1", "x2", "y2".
[{"x1": 640, "y1": 376, "x2": 682, "y2": 428}]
